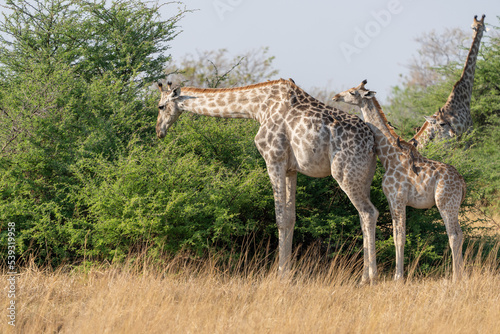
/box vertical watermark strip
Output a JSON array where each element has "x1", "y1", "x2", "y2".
[{"x1": 6, "y1": 222, "x2": 16, "y2": 327}]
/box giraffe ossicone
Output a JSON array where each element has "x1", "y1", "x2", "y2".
[
  {"x1": 334, "y1": 80, "x2": 466, "y2": 282},
  {"x1": 157, "y1": 79, "x2": 380, "y2": 284}
]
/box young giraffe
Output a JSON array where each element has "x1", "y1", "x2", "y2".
[
  {"x1": 412, "y1": 15, "x2": 487, "y2": 149},
  {"x1": 156, "y1": 79, "x2": 380, "y2": 283},
  {"x1": 333, "y1": 80, "x2": 466, "y2": 282}
]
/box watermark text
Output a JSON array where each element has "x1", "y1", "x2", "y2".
[
  {"x1": 6, "y1": 222, "x2": 17, "y2": 327},
  {"x1": 213, "y1": 0, "x2": 244, "y2": 21},
  {"x1": 340, "y1": 0, "x2": 403, "y2": 63}
]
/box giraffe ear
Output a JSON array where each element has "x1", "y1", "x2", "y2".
[
  {"x1": 424, "y1": 115, "x2": 436, "y2": 124},
  {"x1": 171, "y1": 86, "x2": 181, "y2": 98},
  {"x1": 169, "y1": 87, "x2": 193, "y2": 102},
  {"x1": 362, "y1": 90, "x2": 376, "y2": 99}
]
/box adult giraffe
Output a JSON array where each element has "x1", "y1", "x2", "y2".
[
  {"x1": 412, "y1": 15, "x2": 487, "y2": 148},
  {"x1": 156, "y1": 79, "x2": 379, "y2": 283}
]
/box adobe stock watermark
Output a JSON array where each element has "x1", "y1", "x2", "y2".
[
  {"x1": 213, "y1": 0, "x2": 243, "y2": 21},
  {"x1": 6, "y1": 222, "x2": 17, "y2": 327},
  {"x1": 340, "y1": 0, "x2": 403, "y2": 63}
]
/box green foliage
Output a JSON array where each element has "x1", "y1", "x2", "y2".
[
  {"x1": 76, "y1": 0, "x2": 183, "y2": 85},
  {"x1": 472, "y1": 28, "x2": 500, "y2": 128},
  {"x1": 0, "y1": 0, "x2": 187, "y2": 266},
  {"x1": 0, "y1": 0, "x2": 184, "y2": 85},
  {"x1": 71, "y1": 139, "x2": 273, "y2": 260}
]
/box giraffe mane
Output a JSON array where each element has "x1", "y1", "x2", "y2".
[
  {"x1": 371, "y1": 98, "x2": 399, "y2": 141},
  {"x1": 412, "y1": 120, "x2": 430, "y2": 141},
  {"x1": 371, "y1": 97, "x2": 422, "y2": 158},
  {"x1": 181, "y1": 78, "x2": 296, "y2": 94}
]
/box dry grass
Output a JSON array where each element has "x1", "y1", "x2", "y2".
[
  {"x1": 464, "y1": 208, "x2": 500, "y2": 236},
  {"x1": 2, "y1": 243, "x2": 500, "y2": 334}
]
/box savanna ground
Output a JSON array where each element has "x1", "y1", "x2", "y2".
[{"x1": 2, "y1": 242, "x2": 500, "y2": 334}]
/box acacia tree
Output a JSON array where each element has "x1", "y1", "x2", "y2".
[
  {"x1": 403, "y1": 28, "x2": 470, "y2": 89},
  {"x1": 75, "y1": 0, "x2": 185, "y2": 85},
  {"x1": 0, "y1": 0, "x2": 187, "y2": 154},
  {"x1": 164, "y1": 47, "x2": 279, "y2": 88},
  {"x1": 0, "y1": 0, "x2": 184, "y2": 81},
  {"x1": 0, "y1": 0, "x2": 188, "y2": 265}
]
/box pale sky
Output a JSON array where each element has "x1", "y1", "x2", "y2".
[{"x1": 166, "y1": 0, "x2": 500, "y2": 103}]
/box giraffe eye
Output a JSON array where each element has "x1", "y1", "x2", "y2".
[
  {"x1": 158, "y1": 105, "x2": 165, "y2": 110},
  {"x1": 439, "y1": 122, "x2": 447, "y2": 127},
  {"x1": 349, "y1": 91, "x2": 356, "y2": 96}
]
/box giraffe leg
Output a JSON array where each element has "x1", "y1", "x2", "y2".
[
  {"x1": 389, "y1": 202, "x2": 406, "y2": 281},
  {"x1": 362, "y1": 156, "x2": 378, "y2": 284},
  {"x1": 266, "y1": 164, "x2": 295, "y2": 276},
  {"x1": 277, "y1": 172, "x2": 297, "y2": 276},
  {"x1": 333, "y1": 162, "x2": 379, "y2": 284},
  {"x1": 283, "y1": 171, "x2": 297, "y2": 271},
  {"x1": 437, "y1": 204, "x2": 464, "y2": 282},
  {"x1": 348, "y1": 193, "x2": 378, "y2": 284}
]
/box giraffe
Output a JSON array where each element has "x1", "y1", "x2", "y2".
[
  {"x1": 411, "y1": 15, "x2": 487, "y2": 149},
  {"x1": 333, "y1": 80, "x2": 466, "y2": 282},
  {"x1": 156, "y1": 79, "x2": 380, "y2": 283}
]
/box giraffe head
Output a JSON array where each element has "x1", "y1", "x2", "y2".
[
  {"x1": 156, "y1": 82, "x2": 191, "y2": 139},
  {"x1": 423, "y1": 108, "x2": 456, "y2": 141},
  {"x1": 332, "y1": 79, "x2": 375, "y2": 105},
  {"x1": 471, "y1": 14, "x2": 486, "y2": 32}
]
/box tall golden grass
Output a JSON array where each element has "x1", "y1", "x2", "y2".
[{"x1": 2, "y1": 242, "x2": 499, "y2": 334}]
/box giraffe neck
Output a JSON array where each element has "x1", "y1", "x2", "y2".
[
  {"x1": 443, "y1": 26, "x2": 484, "y2": 110},
  {"x1": 411, "y1": 26, "x2": 484, "y2": 145},
  {"x1": 178, "y1": 80, "x2": 290, "y2": 123},
  {"x1": 411, "y1": 121, "x2": 432, "y2": 148},
  {"x1": 359, "y1": 98, "x2": 402, "y2": 169}
]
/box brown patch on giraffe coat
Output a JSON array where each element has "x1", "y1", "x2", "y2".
[
  {"x1": 226, "y1": 92, "x2": 236, "y2": 103},
  {"x1": 251, "y1": 96, "x2": 261, "y2": 104}
]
